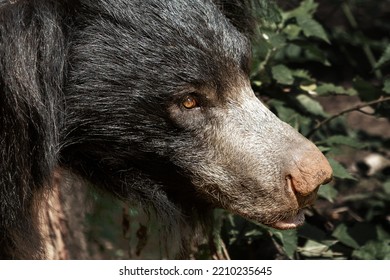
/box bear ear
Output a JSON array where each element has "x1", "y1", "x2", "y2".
[{"x1": 213, "y1": 0, "x2": 260, "y2": 37}]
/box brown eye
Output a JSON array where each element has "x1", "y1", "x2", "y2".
[{"x1": 182, "y1": 96, "x2": 198, "y2": 109}]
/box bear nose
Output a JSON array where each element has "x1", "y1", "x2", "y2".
[{"x1": 285, "y1": 142, "x2": 333, "y2": 197}]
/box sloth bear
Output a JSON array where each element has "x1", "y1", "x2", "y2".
[{"x1": 0, "y1": 0, "x2": 332, "y2": 259}]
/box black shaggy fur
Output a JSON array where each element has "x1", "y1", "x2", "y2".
[{"x1": 0, "y1": 0, "x2": 261, "y2": 259}]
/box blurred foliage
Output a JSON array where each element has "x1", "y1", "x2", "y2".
[
  {"x1": 220, "y1": 0, "x2": 390, "y2": 260},
  {"x1": 86, "y1": 0, "x2": 390, "y2": 260}
]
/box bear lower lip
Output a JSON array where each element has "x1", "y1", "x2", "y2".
[{"x1": 269, "y1": 209, "x2": 306, "y2": 230}]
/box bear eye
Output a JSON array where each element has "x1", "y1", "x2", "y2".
[{"x1": 182, "y1": 96, "x2": 199, "y2": 109}]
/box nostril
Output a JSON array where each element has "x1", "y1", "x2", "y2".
[
  {"x1": 285, "y1": 171, "x2": 324, "y2": 197},
  {"x1": 286, "y1": 175, "x2": 297, "y2": 195},
  {"x1": 285, "y1": 144, "x2": 333, "y2": 196},
  {"x1": 286, "y1": 174, "x2": 319, "y2": 208}
]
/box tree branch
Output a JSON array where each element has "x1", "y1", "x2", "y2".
[{"x1": 307, "y1": 95, "x2": 390, "y2": 138}]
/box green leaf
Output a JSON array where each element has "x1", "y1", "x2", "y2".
[
  {"x1": 383, "y1": 79, "x2": 390, "y2": 94},
  {"x1": 317, "y1": 146, "x2": 331, "y2": 153},
  {"x1": 284, "y1": 0, "x2": 318, "y2": 20},
  {"x1": 353, "y1": 77, "x2": 382, "y2": 102},
  {"x1": 383, "y1": 181, "x2": 390, "y2": 195},
  {"x1": 377, "y1": 226, "x2": 390, "y2": 241},
  {"x1": 332, "y1": 224, "x2": 360, "y2": 249},
  {"x1": 296, "y1": 15, "x2": 330, "y2": 43},
  {"x1": 299, "y1": 240, "x2": 328, "y2": 257},
  {"x1": 300, "y1": 83, "x2": 317, "y2": 93},
  {"x1": 317, "y1": 184, "x2": 338, "y2": 203},
  {"x1": 271, "y1": 229, "x2": 298, "y2": 259},
  {"x1": 298, "y1": 0, "x2": 317, "y2": 14},
  {"x1": 323, "y1": 135, "x2": 366, "y2": 149},
  {"x1": 271, "y1": 64, "x2": 294, "y2": 85},
  {"x1": 244, "y1": 229, "x2": 263, "y2": 238},
  {"x1": 293, "y1": 69, "x2": 312, "y2": 81},
  {"x1": 268, "y1": 100, "x2": 311, "y2": 131},
  {"x1": 296, "y1": 94, "x2": 328, "y2": 117},
  {"x1": 375, "y1": 45, "x2": 390, "y2": 69},
  {"x1": 268, "y1": 33, "x2": 287, "y2": 49},
  {"x1": 253, "y1": 0, "x2": 283, "y2": 24},
  {"x1": 328, "y1": 158, "x2": 356, "y2": 180},
  {"x1": 298, "y1": 240, "x2": 341, "y2": 258},
  {"x1": 303, "y1": 44, "x2": 331, "y2": 66},
  {"x1": 352, "y1": 240, "x2": 390, "y2": 260},
  {"x1": 283, "y1": 24, "x2": 302, "y2": 40},
  {"x1": 316, "y1": 83, "x2": 357, "y2": 96},
  {"x1": 252, "y1": 80, "x2": 262, "y2": 87},
  {"x1": 284, "y1": 44, "x2": 302, "y2": 59},
  {"x1": 251, "y1": 36, "x2": 272, "y2": 76}
]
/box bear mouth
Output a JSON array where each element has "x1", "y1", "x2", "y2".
[{"x1": 268, "y1": 209, "x2": 306, "y2": 230}]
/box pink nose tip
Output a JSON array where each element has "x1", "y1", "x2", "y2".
[{"x1": 286, "y1": 143, "x2": 333, "y2": 197}]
